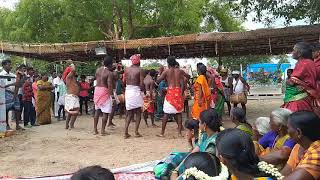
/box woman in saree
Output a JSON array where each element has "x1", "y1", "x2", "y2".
[
  {"x1": 283, "y1": 42, "x2": 319, "y2": 116},
  {"x1": 191, "y1": 64, "x2": 211, "y2": 120},
  {"x1": 256, "y1": 108, "x2": 295, "y2": 168},
  {"x1": 37, "y1": 74, "x2": 54, "y2": 125},
  {"x1": 281, "y1": 111, "x2": 320, "y2": 180},
  {"x1": 231, "y1": 107, "x2": 253, "y2": 136},
  {"x1": 208, "y1": 67, "x2": 225, "y2": 117}
]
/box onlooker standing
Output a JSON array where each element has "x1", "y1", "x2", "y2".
[
  {"x1": 37, "y1": 74, "x2": 54, "y2": 125},
  {"x1": 0, "y1": 58, "x2": 24, "y2": 130},
  {"x1": 57, "y1": 79, "x2": 67, "y2": 120},
  {"x1": 79, "y1": 75, "x2": 90, "y2": 115},
  {"x1": 22, "y1": 77, "x2": 36, "y2": 127},
  {"x1": 53, "y1": 73, "x2": 62, "y2": 117}
]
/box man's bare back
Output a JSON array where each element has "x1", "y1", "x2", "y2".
[
  {"x1": 161, "y1": 68, "x2": 190, "y2": 88},
  {"x1": 66, "y1": 70, "x2": 79, "y2": 95},
  {"x1": 95, "y1": 66, "x2": 113, "y2": 89},
  {"x1": 125, "y1": 66, "x2": 143, "y2": 87},
  {"x1": 144, "y1": 74, "x2": 154, "y2": 94}
]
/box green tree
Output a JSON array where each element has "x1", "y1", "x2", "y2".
[{"x1": 236, "y1": 0, "x2": 320, "y2": 25}]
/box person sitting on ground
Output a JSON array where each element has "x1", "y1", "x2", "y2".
[
  {"x1": 281, "y1": 111, "x2": 320, "y2": 180},
  {"x1": 191, "y1": 108, "x2": 221, "y2": 155},
  {"x1": 253, "y1": 117, "x2": 271, "y2": 141},
  {"x1": 231, "y1": 107, "x2": 253, "y2": 136},
  {"x1": 71, "y1": 165, "x2": 115, "y2": 180},
  {"x1": 257, "y1": 108, "x2": 295, "y2": 168},
  {"x1": 171, "y1": 152, "x2": 229, "y2": 180},
  {"x1": 185, "y1": 119, "x2": 200, "y2": 152},
  {"x1": 216, "y1": 128, "x2": 284, "y2": 180}
]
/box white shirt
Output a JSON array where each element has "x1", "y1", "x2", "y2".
[
  {"x1": 0, "y1": 70, "x2": 16, "y2": 92},
  {"x1": 233, "y1": 78, "x2": 244, "y2": 94},
  {"x1": 53, "y1": 77, "x2": 62, "y2": 93}
]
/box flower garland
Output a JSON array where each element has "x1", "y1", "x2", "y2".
[
  {"x1": 258, "y1": 161, "x2": 284, "y2": 180},
  {"x1": 183, "y1": 163, "x2": 229, "y2": 180}
]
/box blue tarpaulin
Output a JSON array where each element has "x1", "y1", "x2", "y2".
[{"x1": 244, "y1": 63, "x2": 291, "y2": 80}]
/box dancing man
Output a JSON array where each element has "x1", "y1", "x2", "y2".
[
  {"x1": 124, "y1": 54, "x2": 144, "y2": 139},
  {"x1": 157, "y1": 56, "x2": 190, "y2": 137},
  {"x1": 93, "y1": 56, "x2": 114, "y2": 135},
  {"x1": 143, "y1": 69, "x2": 157, "y2": 127},
  {"x1": 63, "y1": 61, "x2": 80, "y2": 129}
]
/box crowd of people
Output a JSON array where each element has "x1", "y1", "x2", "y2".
[{"x1": 2, "y1": 41, "x2": 320, "y2": 180}]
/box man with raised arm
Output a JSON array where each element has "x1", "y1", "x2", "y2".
[
  {"x1": 62, "y1": 60, "x2": 80, "y2": 130},
  {"x1": 156, "y1": 56, "x2": 190, "y2": 137},
  {"x1": 123, "y1": 54, "x2": 144, "y2": 139},
  {"x1": 93, "y1": 56, "x2": 114, "y2": 135}
]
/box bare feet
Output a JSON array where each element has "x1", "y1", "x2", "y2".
[
  {"x1": 178, "y1": 133, "x2": 183, "y2": 137},
  {"x1": 124, "y1": 134, "x2": 131, "y2": 139},
  {"x1": 108, "y1": 123, "x2": 116, "y2": 127},
  {"x1": 6, "y1": 125, "x2": 12, "y2": 130},
  {"x1": 94, "y1": 130, "x2": 99, "y2": 135},
  {"x1": 65, "y1": 125, "x2": 69, "y2": 130},
  {"x1": 156, "y1": 134, "x2": 165, "y2": 137},
  {"x1": 16, "y1": 126, "x2": 25, "y2": 131},
  {"x1": 135, "y1": 133, "x2": 142, "y2": 138},
  {"x1": 101, "y1": 131, "x2": 110, "y2": 136},
  {"x1": 152, "y1": 124, "x2": 159, "y2": 128}
]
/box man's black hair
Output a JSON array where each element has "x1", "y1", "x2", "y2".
[{"x1": 103, "y1": 56, "x2": 113, "y2": 67}]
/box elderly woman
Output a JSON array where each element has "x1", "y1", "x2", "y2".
[
  {"x1": 281, "y1": 111, "x2": 320, "y2": 180},
  {"x1": 257, "y1": 108, "x2": 295, "y2": 167},
  {"x1": 37, "y1": 74, "x2": 54, "y2": 125},
  {"x1": 231, "y1": 107, "x2": 253, "y2": 136},
  {"x1": 253, "y1": 117, "x2": 271, "y2": 141}
]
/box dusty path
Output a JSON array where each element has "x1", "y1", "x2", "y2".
[{"x1": 0, "y1": 99, "x2": 282, "y2": 177}]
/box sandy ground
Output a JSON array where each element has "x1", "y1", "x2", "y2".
[{"x1": 0, "y1": 99, "x2": 282, "y2": 177}]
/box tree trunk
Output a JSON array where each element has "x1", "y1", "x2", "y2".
[
  {"x1": 112, "y1": 0, "x2": 123, "y2": 40},
  {"x1": 127, "y1": 0, "x2": 134, "y2": 39}
]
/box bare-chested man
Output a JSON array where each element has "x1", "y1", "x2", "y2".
[
  {"x1": 93, "y1": 56, "x2": 114, "y2": 135},
  {"x1": 156, "y1": 56, "x2": 190, "y2": 137},
  {"x1": 123, "y1": 54, "x2": 144, "y2": 139},
  {"x1": 106, "y1": 63, "x2": 119, "y2": 128},
  {"x1": 63, "y1": 61, "x2": 80, "y2": 129},
  {"x1": 143, "y1": 69, "x2": 158, "y2": 127}
]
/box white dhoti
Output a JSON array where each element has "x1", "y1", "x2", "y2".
[
  {"x1": 125, "y1": 85, "x2": 143, "y2": 111},
  {"x1": 163, "y1": 99, "x2": 179, "y2": 114},
  {"x1": 95, "y1": 97, "x2": 112, "y2": 114},
  {"x1": 65, "y1": 94, "x2": 80, "y2": 114}
]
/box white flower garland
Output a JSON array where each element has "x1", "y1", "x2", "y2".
[
  {"x1": 258, "y1": 161, "x2": 284, "y2": 180},
  {"x1": 183, "y1": 163, "x2": 229, "y2": 180}
]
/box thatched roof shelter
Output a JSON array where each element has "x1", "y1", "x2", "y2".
[{"x1": 1, "y1": 24, "x2": 320, "y2": 61}]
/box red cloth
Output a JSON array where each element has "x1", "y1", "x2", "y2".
[
  {"x1": 79, "y1": 82, "x2": 90, "y2": 97},
  {"x1": 165, "y1": 87, "x2": 184, "y2": 112},
  {"x1": 143, "y1": 96, "x2": 155, "y2": 113},
  {"x1": 22, "y1": 80, "x2": 33, "y2": 102},
  {"x1": 94, "y1": 86, "x2": 110, "y2": 106},
  {"x1": 130, "y1": 54, "x2": 141, "y2": 65},
  {"x1": 283, "y1": 59, "x2": 317, "y2": 112},
  {"x1": 315, "y1": 57, "x2": 320, "y2": 84},
  {"x1": 62, "y1": 67, "x2": 72, "y2": 82}
]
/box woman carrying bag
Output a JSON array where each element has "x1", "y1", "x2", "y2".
[{"x1": 230, "y1": 70, "x2": 250, "y2": 114}]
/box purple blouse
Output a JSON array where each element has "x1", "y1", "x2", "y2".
[{"x1": 258, "y1": 131, "x2": 296, "y2": 149}]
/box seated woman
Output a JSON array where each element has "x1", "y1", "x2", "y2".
[
  {"x1": 281, "y1": 111, "x2": 320, "y2": 180},
  {"x1": 72, "y1": 165, "x2": 115, "y2": 180},
  {"x1": 253, "y1": 117, "x2": 271, "y2": 141},
  {"x1": 216, "y1": 128, "x2": 284, "y2": 180},
  {"x1": 185, "y1": 119, "x2": 199, "y2": 152},
  {"x1": 171, "y1": 152, "x2": 229, "y2": 180},
  {"x1": 231, "y1": 107, "x2": 253, "y2": 136},
  {"x1": 257, "y1": 108, "x2": 295, "y2": 167},
  {"x1": 191, "y1": 108, "x2": 222, "y2": 155},
  {"x1": 169, "y1": 109, "x2": 222, "y2": 177}
]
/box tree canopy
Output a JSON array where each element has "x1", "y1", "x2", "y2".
[
  {"x1": 236, "y1": 0, "x2": 319, "y2": 25},
  {"x1": 0, "y1": 0, "x2": 243, "y2": 43}
]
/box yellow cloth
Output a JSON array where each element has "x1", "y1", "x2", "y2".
[
  {"x1": 297, "y1": 140, "x2": 320, "y2": 179},
  {"x1": 36, "y1": 80, "x2": 52, "y2": 125},
  {"x1": 191, "y1": 75, "x2": 211, "y2": 120}
]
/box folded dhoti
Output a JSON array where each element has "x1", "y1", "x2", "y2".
[
  {"x1": 163, "y1": 87, "x2": 184, "y2": 114},
  {"x1": 65, "y1": 94, "x2": 80, "y2": 114},
  {"x1": 125, "y1": 85, "x2": 143, "y2": 111},
  {"x1": 143, "y1": 91, "x2": 155, "y2": 113},
  {"x1": 94, "y1": 86, "x2": 112, "y2": 113}
]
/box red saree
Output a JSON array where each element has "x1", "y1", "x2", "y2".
[{"x1": 283, "y1": 59, "x2": 319, "y2": 115}]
